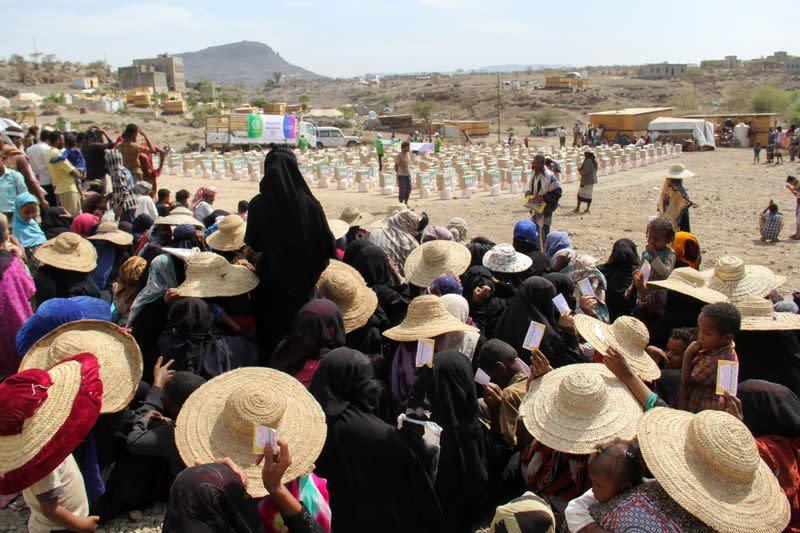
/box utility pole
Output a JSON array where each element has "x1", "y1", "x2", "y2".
[{"x1": 497, "y1": 74, "x2": 501, "y2": 144}]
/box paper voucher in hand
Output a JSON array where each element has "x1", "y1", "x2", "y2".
[
  {"x1": 522, "y1": 321, "x2": 546, "y2": 351},
  {"x1": 578, "y1": 278, "x2": 595, "y2": 298},
  {"x1": 253, "y1": 425, "x2": 278, "y2": 455},
  {"x1": 552, "y1": 293, "x2": 570, "y2": 314},
  {"x1": 474, "y1": 368, "x2": 491, "y2": 386},
  {"x1": 516, "y1": 358, "x2": 532, "y2": 378},
  {"x1": 715, "y1": 360, "x2": 739, "y2": 396},
  {"x1": 640, "y1": 261, "x2": 652, "y2": 282},
  {"x1": 416, "y1": 338, "x2": 435, "y2": 368}
]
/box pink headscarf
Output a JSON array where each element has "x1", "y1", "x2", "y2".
[
  {"x1": 70, "y1": 213, "x2": 100, "y2": 237},
  {"x1": 421, "y1": 225, "x2": 454, "y2": 243},
  {"x1": 190, "y1": 186, "x2": 218, "y2": 210}
]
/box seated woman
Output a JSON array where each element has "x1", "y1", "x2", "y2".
[
  {"x1": 33, "y1": 232, "x2": 105, "y2": 305},
  {"x1": 87, "y1": 221, "x2": 133, "y2": 291},
  {"x1": 0, "y1": 216, "x2": 35, "y2": 378},
  {"x1": 344, "y1": 240, "x2": 409, "y2": 327},
  {"x1": 11, "y1": 192, "x2": 47, "y2": 275}
]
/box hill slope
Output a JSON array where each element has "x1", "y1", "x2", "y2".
[{"x1": 176, "y1": 41, "x2": 319, "y2": 85}]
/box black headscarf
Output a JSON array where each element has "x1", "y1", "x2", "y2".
[
  {"x1": 161, "y1": 464, "x2": 261, "y2": 533},
  {"x1": 543, "y1": 272, "x2": 576, "y2": 311},
  {"x1": 345, "y1": 241, "x2": 393, "y2": 287},
  {"x1": 467, "y1": 240, "x2": 495, "y2": 267},
  {"x1": 739, "y1": 379, "x2": 800, "y2": 437},
  {"x1": 270, "y1": 298, "x2": 345, "y2": 378},
  {"x1": 599, "y1": 238, "x2": 639, "y2": 321},
  {"x1": 735, "y1": 331, "x2": 800, "y2": 396},
  {"x1": 493, "y1": 277, "x2": 582, "y2": 367},
  {"x1": 310, "y1": 348, "x2": 443, "y2": 533},
  {"x1": 34, "y1": 265, "x2": 104, "y2": 306},
  {"x1": 342, "y1": 238, "x2": 372, "y2": 267},
  {"x1": 246, "y1": 148, "x2": 335, "y2": 359},
  {"x1": 41, "y1": 207, "x2": 73, "y2": 240},
  {"x1": 461, "y1": 266, "x2": 508, "y2": 337}
]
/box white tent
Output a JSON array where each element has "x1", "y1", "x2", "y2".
[{"x1": 648, "y1": 117, "x2": 715, "y2": 148}]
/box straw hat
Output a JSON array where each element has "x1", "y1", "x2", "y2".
[
  {"x1": 638, "y1": 408, "x2": 790, "y2": 533},
  {"x1": 383, "y1": 294, "x2": 478, "y2": 341},
  {"x1": 161, "y1": 247, "x2": 201, "y2": 262},
  {"x1": 87, "y1": 221, "x2": 133, "y2": 246},
  {"x1": 404, "y1": 240, "x2": 471, "y2": 288},
  {"x1": 206, "y1": 215, "x2": 246, "y2": 252},
  {"x1": 520, "y1": 363, "x2": 642, "y2": 454},
  {"x1": 154, "y1": 206, "x2": 205, "y2": 229},
  {"x1": 174, "y1": 367, "x2": 326, "y2": 498},
  {"x1": 34, "y1": 232, "x2": 97, "y2": 273},
  {"x1": 340, "y1": 206, "x2": 373, "y2": 228},
  {"x1": 0, "y1": 353, "x2": 102, "y2": 495},
  {"x1": 573, "y1": 315, "x2": 661, "y2": 381},
  {"x1": 699, "y1": 256, "x2": 786, "y2": 303},
  {"x1": 646, "y1": 267, "x2": 728, "y2": 304},
  {"x1": 736, "y1": 296, "x2": 800, "y2": 331},
  {"x1": 315, "y1": 260, "x2": 378, "y2": 333},
  {"x1": 666, "y1": 163, "x2": 695, "y2": 179},
  {"x1": 19, "y1": 320, "x2": 143, "y2": 413},
  {"x1": 482, "y1": 243, "x2": 533, "y2": 274},
  {"x1": 327, "y1": 219, "x2": 349, "y2": 240},
  {"x1": 176, "y1": 252, "x2": 259, "y2": 298}
]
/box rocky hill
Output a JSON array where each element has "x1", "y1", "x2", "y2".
[{"x1": 176, "y1": 41, "x2": 319, "y2": 85}]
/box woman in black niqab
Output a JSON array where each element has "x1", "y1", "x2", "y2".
[
  {"x1": 598, "y1": 238, "x2": 639, "y2": 321},
  {"x1": 245, "y1": 148, "x2": 336, "y2": 361}
]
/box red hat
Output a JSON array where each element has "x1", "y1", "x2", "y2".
[{"x1": 0, "y1": 353, "x2": 102, "y2": 494}]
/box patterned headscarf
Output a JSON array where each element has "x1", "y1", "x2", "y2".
[{"x1": 191, "y1": 186, "x2": 218, "y2": 210}]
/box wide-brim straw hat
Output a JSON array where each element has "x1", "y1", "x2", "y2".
[
  {"x1": 736, "y1": 297, "x2": 800, "y2": 331},
  {"x1": 699, "y1": 256, "x2": 786, "y2": 303},
  {"x1": 206, "y1": 214, "x2": 246, "y2": 252},
  {"x1": 638, "y1": 408, "x2": 790, "y2": 533},
  {"x1": 383, "y1": 294, "x2": 478, "y2": 341},
  {"x1": 667, "y1": 163, "x2": 695, "y2": 179},
  {"x1": 87, "y1": 221, "x2": 133, "y2": 246},
  {"x1": 174, "y1": 367, "x2": 327, "y2": 498},
  {"x1": 161, "y1": 247, "x2": 201, "y2": 262},
  {"x1": 647, "y1": 267, "x2": 728, "y2": 304},
  {"x1": 404, "y1": 240, "x2": 471, "y2": 288},
  {"x1": 482, "y1": 243, "x2": 533, "y2": 274},
  {"x1": 19, "y1": 320, "x2": 143, "y2": 413},
  {"x1": 316, "y1": 260, "x2": 378, "y2": 333},
  {"x1": 176, "y1": 252, "x2": 259, "y2": 298},
  {"x1": 327, "y1": 219, "x2": 349, "y2": 240},
  {"x1": 340, "y1": 206, "x2": 373, "y2": 228},
  {"x1": 154, "y1": 206, "x2": 205, "y2": 229},
  {"x1": 34, "y1": 232, "x2": 97, "y2": 273},
  {"x1": 573, "y1": 315, "x2": 661, "y2": 381},
  {"x1": 520, "y1": 363, "x2": 642, "y2": 454},
  {"x1": 0, "y1": 353, "x2": 102, "y2": 495}
]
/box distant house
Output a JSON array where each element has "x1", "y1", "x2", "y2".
[
  {"x1": 11, "y1": 92, "x2": 44, "y2": 107},
  {"x1": 638, "y1": 63, "x2": 688, "y2": 80},
  {"x1": 723, "y1": 56, "x2": 741, "y2": 69},
  {"x1": 785, "y1": 59, "x2": 800, "y2": 76},
  {"x1": 118, "y1": 53, "x2": 185, "y2": 93},
  {"x1": 71, "y1": 77, "x2": 99, "y2": 90}
]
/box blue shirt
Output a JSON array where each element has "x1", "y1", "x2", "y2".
[
  {"x1": 0, "y1": 169, "x2": 27, "y2": 213},
  {"x1": 50, "y1": 147, "x2": 86, "y2": 172}
]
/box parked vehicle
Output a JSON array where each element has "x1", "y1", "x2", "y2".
[
  {"x1": 205, "y1": 114, "x2": 317, "y2": 150},
  {"x1": 315, "y1": 127, "x2": 360, "y2": 148}
]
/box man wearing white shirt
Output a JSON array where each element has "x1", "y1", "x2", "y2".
[{"x1": 26, "y1": 130, "x2": 57, "y2": 206}]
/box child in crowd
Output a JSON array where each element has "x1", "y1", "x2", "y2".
[
  {"x1": 787, "y1": 176, "x2": 800, "y2": 240},
  {"x1": 564, "y1": 438, "x2": 645, "y2": 533},
  {"x1": 759, "y1": 201, "x2": 784, "y2": 243},
  {"x1": 663, "y1": 327, "x2": 697, "y2": 370},
  {"x1": 174, "y1": 189, "x2": 191, "y2": 209},
  {"x1": 677, "y1": 302, "x2": 740, "y2": 414},
  {"x1": 237, "y1": 199, "x2": 249, "y2": 220},
  {"x1": 626, "y1": 217, "x2": 676, "y2": 321},
  {"x1": 753, "y1": 142, "x2": 761, "y2": 164},
  {"x1": 156, "y1": 188, "x2": 171, "y2": 217}
]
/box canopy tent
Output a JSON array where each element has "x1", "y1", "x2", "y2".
[{"x1": 648, "y1": 117, "x2": 715, "y2": 148}]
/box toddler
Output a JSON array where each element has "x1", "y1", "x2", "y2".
[
  {"x1": 759, "y1": 201, "x2": 784, "y2": 242},
  {"x1": 626, "y1": 217, "x2": 676, "y2": 318},
  {"x1": 677, "y1": 302, "x2": 740, "y2": 413},
  {"x1": 753, "y1": 142, "x2": 761, "y2": 163}
]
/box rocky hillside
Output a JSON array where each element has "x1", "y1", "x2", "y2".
[
  {"x1": 176, "y1": 41, "x2": 319, "y2": 85},
  {"x1": 0, "y1": 56, "x2": 114, "y2": 96}
]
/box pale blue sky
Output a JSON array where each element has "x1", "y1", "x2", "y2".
[{"x1": 1, "y1": 0, "x2": 795, "y2": 77}]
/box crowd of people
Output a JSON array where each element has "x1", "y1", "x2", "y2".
[{"x1": 0, "y1": 122, "x2": 799, "y2": 533}]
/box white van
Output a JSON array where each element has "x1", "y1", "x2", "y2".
[{"x1": 315, "y1": 127, "x2": 360, "y2": 148}]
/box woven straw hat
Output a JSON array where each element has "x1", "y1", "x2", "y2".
[
  {"x1": 666, "y1": 163, "x2": 695, "y2": 179},
  {"x1": 482, "y1": 243, "x2": 533, "y2": 274},
  {"x1": 20, "y1": 320, "x2": 143, "y2": 413},
  {"x1": 736, "y1": 297, "x2": 800, "y2": 331},
  {"x1": 176, "y1": 252, "x2": 259, "y2": 298},
  {"x1": 699, "y1": 256, "x2": 786, "y2": 303},
  {"x1": 340, "y1": 206, "x2": 373, "y2": 227},
  {"x1": 0, "y1": 354, "x2": 102, "y2": 495},
  {"x1": 383, "y1": 295, "x2": 478, "y2": 341},
  {"x1": 87, "y1": 221, "x2": 133, "y2": 246},
  {"x1": 316, "y1": 260, "x2": 378, "y2": 333},
  {"x1": 162, "y1": 247, "x2": 201, "y2": 262},
  {"x1": 646, "y1": 267, "x2": 728, "y2": 304},
  {"x1": 206, "y1": 215, "x2": 246, "y2": 252},
  {"x1": 638, "y1": 408, "x2": 790, "y2": 533},
  {"x1": 174, "y1": 367, "x2": 327, "y2": 498},
  {"x1": 404, "y1": 240, "x2": 471, "y2": 288},
  {"x1": 520, "y1": 363, "x2": 642, "y2": 454},
  {"x1": 327, "y1": 219, "x2": 349, "y2": 240},
  {"x1": 154, "y1": 206, "x2": 205, "y2": 229},
  {"x1": 573, "y1": 315, "x2": 661, "y2": 381},
  {"x1": 34, "y1": 232, "x2": 97, "y2": 273}
]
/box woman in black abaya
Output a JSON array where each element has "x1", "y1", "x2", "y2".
[{"x1": 245, "y1": 148, "x2": 336, "y2": 361}]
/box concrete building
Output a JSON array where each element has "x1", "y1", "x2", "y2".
[
  {"x1": 785, "y1": 59, "x2": 800, "y2": 76},
  {"x1": 196, "y1": 80, "x2": 216, "y2": 100},
  {"x1": 117, "y1": 53, "x2": 185, "y2": 93},
  {"x1": 71, "y1": 77, "x2": 100, "y2": 89},
  {"x1": 118, "y1": 65, "x2": 169, "y2": 93},
  {"x1": 638, "y1": 63, "x2": 688, "y2": 80},
  {"x1": 723, "y1": 56, "x2": 741, "y2": 68}
]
